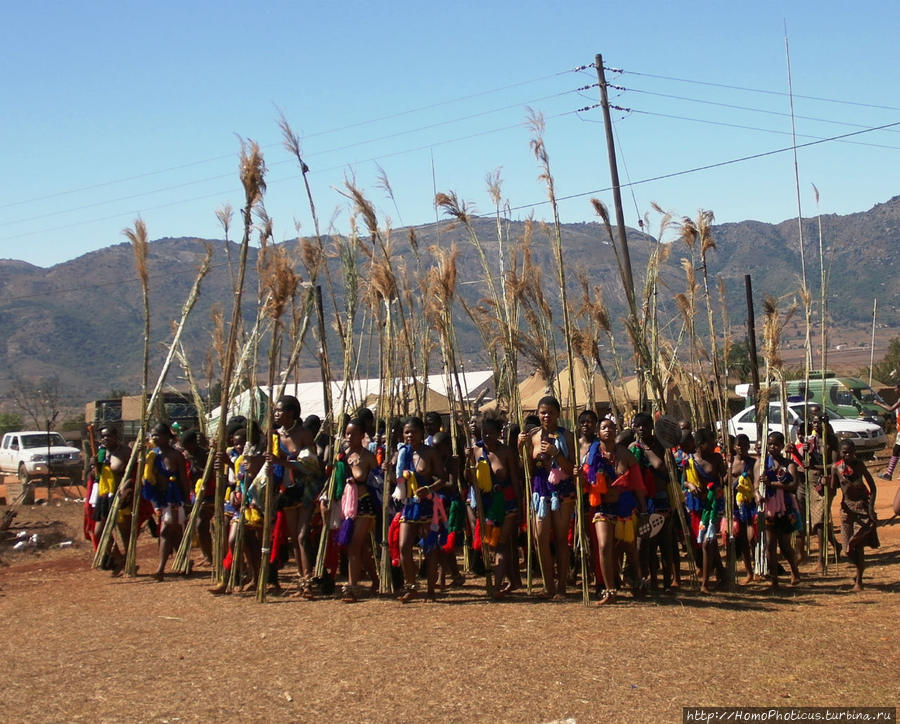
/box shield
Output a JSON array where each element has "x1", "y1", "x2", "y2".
[
  {"x1": 654, "y1": 415, "x2": 681, "y2": 448},
  {"x1": 637, "y1": 512, "x2": 666, "y2": 539}
]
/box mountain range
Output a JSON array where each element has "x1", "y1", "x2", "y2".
[{"x1": 1, "y1": 195, "x2": 898, "y2": 408}]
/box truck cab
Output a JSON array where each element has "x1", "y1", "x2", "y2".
[
  {"x1": 0, "y1": 431, "x2": 83, "y2": 483},
  {"x1": 785, "y1": 372, "x2": 889, "y2": 427}
]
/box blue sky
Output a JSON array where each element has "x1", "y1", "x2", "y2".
[{"x1": 2, "y1": 0, "x2": 899, "y2": 266}]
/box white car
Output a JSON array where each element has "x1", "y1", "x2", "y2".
[
  {"x1": 0, "y1": 431, "x2": 83, "y2": 482},
  {"x1": 725, "y1": 403, "x2": 886, "y2": 454}
]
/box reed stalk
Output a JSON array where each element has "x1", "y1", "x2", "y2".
[
  {"x1": 813, "y1": 184, "x2": 834, "y2": 571},
  {"x1": 686, "y1": 212, "x2": 735, "y2": 588},
  {"x1": 210, "y1": 139, "x2": 266, "y2": 584},
  {"x1": 591, "y1": 199, "x2": 665, "y2": 408},
  {"x1": 119, "y1": 220, "x2": 150, "y2": 576},
  {"x1": 279, "y1": 113, "x2": 344, "y2": 343},
  {"x1": 256, "y1": 244, "x2": 299, "y2": 602},
  {"x1": 527, "y1": 110, "x2": 589, "y2": 605}
]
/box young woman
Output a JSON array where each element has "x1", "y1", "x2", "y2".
[
  {"x1": 339, "y1": 418, "x2": 379, "y2": 603},
  {"x1": 830, "y1": 440, "x2": 878, "y2": 592},
  {"x1": 755, "y1": 431, "x2": 801, "y2": 590},
  {"x1": 141, "y1": 423, "x2": 191, "y2": 582},
  {"x1": 269, "y1": 396, "x2": 322, "y2": 596},
  {"x1": 684, "y1": 428, "x2": 727, "y2": 595},
  {"x1": 526, "y1": 396, "x2": 576, "y2": 600},
  {"x1": 396, "y1": 416, "x2": 445, "y2": 602},
  {"x1": 588, "y1": 416, "x2": 643, "y2": 605},
  {"x1": 466, "y1": 415, "x2": 521, "y2": 598},
  {"x1": 730, "y1": 434, "x2": 757, "y2": 585},
  {"x1": 800, "y1": 414, "x2": 842, "y2": 573},
  {"x1": 209, "y1": 426, "x2": 264, "y2": 594}
]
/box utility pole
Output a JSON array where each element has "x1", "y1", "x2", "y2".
[
  {"x1": 595, "y1": 53, "x2": 636, "y2": 313},
  {"x1": 595, "y1": 53, "x2": 641, "y2": 406}
]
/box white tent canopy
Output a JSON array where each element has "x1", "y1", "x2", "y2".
[{"x1": 208, "y1": 370, "x2": 493, "y2": 433}]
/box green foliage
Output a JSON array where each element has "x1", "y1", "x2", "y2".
[
  {"x1": 862, "y1": 337, "x2": 900, "y2": 384},
  {"x1": 725, "y1": 341, "x2": 754, "y2": 382},
  {"x1": 0, "y1": 411, "x2": 24, "y2": 436}
]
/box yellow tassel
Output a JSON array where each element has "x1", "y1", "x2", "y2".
[{"x1": 475, "y1": 458, "x2": 493, "y2": 493}]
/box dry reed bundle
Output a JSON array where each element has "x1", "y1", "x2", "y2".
[
  {"x1": 527, "y1": 109, "x2": 590, "y2": 605},
  {"x1": 256, "y1": 244, "x2": 299, "y2": 602},
  {"x1": 210, "y1": 138, "x2": 266, "y2": 583},
  {"x1": 590, "y1": 198, "x2": 665, "y2": 408},
  {"x1": 435, "y1": 190, "x2": 519, "y2": 410},
  {"x1": 216, "y1": 203, "x2": 236, "y2": 294},
  {"x1": 574, "y1": 271, "x2": 623, "y2": 419},
  {"x1": 506, "y1": 236, "x2": 557, "y2": 394},
  {"x1": 343, "y1": 182, "x2": 420, "y2": 412},
  {"x1": 426, "y1": 245, "x2": 495, "y2": 595},
  {"x1": 122, "y1": 219, "x2": 150, "y2": 576},
  {"x1": 756, "y1": 295, "x2": 797, "y2": 576},
  {"x1": 171, "y1": 321, "x2": 219, "y2": 576},
  {"x1": 638, "y1": 204, "x2": 673, "y2": 399},
  {"x1": 685, "y1": 211, "x2": 735, "y2": 587},
  {"x1": 812, "y1": 184, "x2": 835, "y2": 570}
]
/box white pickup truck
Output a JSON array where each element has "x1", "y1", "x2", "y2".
[{"x1": 0, "y1": 431, "x2": 83, "y2": 483}]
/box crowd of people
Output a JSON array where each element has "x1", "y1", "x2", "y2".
[{"x1": 84, "y1": 389, "x2": 900, "y2": 602}]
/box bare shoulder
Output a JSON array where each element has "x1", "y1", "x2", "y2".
[{"x1": 617, "y1": 444, "x2": 637, "y2": 466}]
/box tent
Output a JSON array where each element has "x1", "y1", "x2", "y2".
[{"x1": 208, "y1": 370, "x2": 492, "y2": 433}]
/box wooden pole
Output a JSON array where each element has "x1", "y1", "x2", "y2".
[
  {"x1": 314, "y1": 285, "x2": 334, "y2": 425},
  {"x1": 596, "y1": 53, "x2": 642, "y2": 410},
  {"x1": 869, "y1": 298, "x2": 877, "y2": 388},
  {"x1": 595, "y1": 54, "x2": 636, "y2": 316},
  {"x1": 745, "y1": 275, "x2": 762, "y2": 442}
]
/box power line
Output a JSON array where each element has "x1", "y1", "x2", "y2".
[
  {"x1": 519, "y1": 118, "x2": 900, "y2": 210},
  {"x1": 4, "y1": 118, "x2": 898, "y2": 302},
  {"x1": 3, "y1": 88, "x2": 583, "y2": 228},
  {"x1": 0, "y1": 67, "x2": 579, "y2": 212},
  {"x1": 618, "y1": 86, "x2": 900, "y2": 133},
  {"x1": 0, "y1": 106, "x2": 585, "y2": 243},
  {"x1": 615, "y1": 67, "x2": 900, "y2": 113},
  {"x1": 606, "y1": 106, "x2": 900, "y2": 152}
]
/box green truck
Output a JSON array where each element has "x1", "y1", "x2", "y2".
[{"x1": 784, "y1": 372, "x2": 890, "y2": 427}]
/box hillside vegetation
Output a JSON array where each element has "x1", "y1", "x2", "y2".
[{"x1": 1, "y1": 196, "x2": 898, "y2": 404}]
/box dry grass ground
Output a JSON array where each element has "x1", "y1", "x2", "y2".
[{"x1": 1, "y1": 464, "x2": 898, "y2": 723}]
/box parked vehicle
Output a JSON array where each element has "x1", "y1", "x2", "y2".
[
  {"x1": 784, "y1": 372, "x2": 889, "y2": 427},
  {"x1": 724, "y1": 403, "x2": 886, "y2": 454},
  {"x1": 0, "y1": 431, "x2": 83, "y2": 483}
]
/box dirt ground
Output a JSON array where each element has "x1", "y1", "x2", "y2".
[{"x1": 1, "y1": 458, "x2": 898, "y2": 724}]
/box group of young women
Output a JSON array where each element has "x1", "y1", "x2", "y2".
[{"x1": 121, "y1": 392, "x2": 889, "y2": 601}]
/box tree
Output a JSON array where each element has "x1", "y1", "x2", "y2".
[
  {"x1": 725, "y1": 340, "x2": 755, "y2": 383},
  {"x1": 9, "y1": 375, "x2": 61, "y2": 429},
  {"x1": 864, "y1": 337, "x2": 900, "y2": 384},
  {"x1": 0, "y1": 411, "x2": 24, "y2": 436}
]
